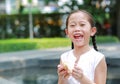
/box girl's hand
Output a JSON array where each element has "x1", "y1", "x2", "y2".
[
  {"x1": 57, "y1": 64, "x2": 70, "y2": 79},
  {"x1": 72, "y1": 63, "x2": 83, "y2": 81}
]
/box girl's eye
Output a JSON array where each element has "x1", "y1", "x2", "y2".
[
  {"x1": 71, "y1": 25, "x2": 75, "y2": 27},
  {"x1": 80, "y1": 24, "x2": 85, "y2": 26},
  {"x1": 70, "y1": 24, "x2": 75, "y2": 27}
]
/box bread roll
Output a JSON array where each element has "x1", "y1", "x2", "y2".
[{"x1": 62, "y1": 61, "x2": 73, "y2": 73}]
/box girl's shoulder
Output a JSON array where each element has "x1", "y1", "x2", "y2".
[
  {"x1": 82, "y1": 48, "x2": 104, "y2": 60},
  {"x1": 90, "y1": 48, "x2": 105, "y2": 68},
  {"x1": 90, "y1": 48, "x2": 104, "y2": 57},
  {"x1": 61, "y1": 50, "x2": 73, "y2": 57},
  {"x1": 60, "y1": 49, "x2": 74, "y2": 61}
]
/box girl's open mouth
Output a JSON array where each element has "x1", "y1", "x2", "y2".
[{"x1": 74, "y1": 34, "x2": 84, "y2": 40}]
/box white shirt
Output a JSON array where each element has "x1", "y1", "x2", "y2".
[{"x1": 61, "y1": 48, "x2": 104, "y2": 84}]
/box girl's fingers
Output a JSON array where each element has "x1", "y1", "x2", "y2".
[
  {"x1": 72, "y1": 65, "x2": 83, "y2": 80},
  {"x1": 57, "y1": 65, "x2": 64, "y2": 72},
  {"x1": 57, "y1": 64, "x2": 61, "y2": 68},
  {"x1": 57, "y1": 64, "x2": 66, "y2": 74},
  {"x1": 57, "y1": 64, "x2": 70, "y2": 78}
]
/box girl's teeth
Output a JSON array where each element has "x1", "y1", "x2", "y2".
[{"x1": 74, "y1": 35, "x2": 83, "y2": 39}]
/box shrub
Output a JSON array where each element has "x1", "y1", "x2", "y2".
[{"x1": 0, "y1": 36, "x2": 119, "y2": 53}]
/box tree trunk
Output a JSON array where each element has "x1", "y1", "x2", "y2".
[{"x1": 116, "y1": 0, "x2": 120, "y2": 39}]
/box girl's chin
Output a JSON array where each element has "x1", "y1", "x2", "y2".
[
  {"x1": 72, "y1": 39, "x2": 85, "y2": 46},
  {"x1": 74, "y1": 42, "x2": 85, "y2": 47},
  {"x1": 74, "y1": 38, "x2": 83, "y2": 42},
  {"x1": 74, "y1": 40, "x2": 84, "y2": 44},
  {"x1": 77, "y1": 44, "x2": 84, "y2": 47}
]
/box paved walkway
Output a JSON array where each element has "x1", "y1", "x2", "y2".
[
  {"x1": 98, "y1": 43, "x2": 120, "y2": 66},
  {"x1": 0, "y1": 78, "x2": 16, "y2": 84},
  {"x1": 0, "y1": 43, "x2": 120, "y2": 71}
]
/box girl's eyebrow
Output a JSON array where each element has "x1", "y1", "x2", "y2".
[
  {"x1": 69, "y1": 21, "x2": 87, "y2": 24},
  {"x1": 69, "y1": 21, "x2": 76, "y2": 24},
  {"x1": 79, "y1": 20, "x2": 87, "y2": 22},
  {"x1": 69, "y1": 18, "x2": 88, "y2": 22},
  {"x1": 79, "y1": 21, "x2": 87, "y2": 24}
]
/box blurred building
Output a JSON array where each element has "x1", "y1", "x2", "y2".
[
  {"x1": 0, "y1": 0, "x2": 5, "y2": 14},
  {"x1": 0, "y1": 0, "x2": 58, "y2": 15},
  {"x1": 0, "y1": 0, "x2": 19, "y2": 14}
]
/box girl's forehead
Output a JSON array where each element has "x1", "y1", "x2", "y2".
[{"x1": 69, "y1": 12, "x2": 88, "y2": 21}]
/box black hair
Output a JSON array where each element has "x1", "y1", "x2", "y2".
[
  {"x1": 66, "y1": 10, "x2": 98, "y2": 51},
  {"x1": 91, "y1": 35, "x2": 98, "y2": 51}
]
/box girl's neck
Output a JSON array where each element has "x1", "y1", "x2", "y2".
[{"x1": 73, "y1": 45, "x2": 91, "y2": 58}]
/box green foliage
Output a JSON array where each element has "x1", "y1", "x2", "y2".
[
  {"x1": 0, "y1": 39, "x2": 37, "y2": 53},
  {"x1": 90, "y1": 36, "x2": 119, "y2": 44},
  {"x1": 0, "y1": 13, "x2": 63, "y2": 39},
  {"x1": 0, "y1": 36, "x2": 119, "y2": 53},
  {"x1": 96, "y1": 36, "x2": 119, "y2": 43},
  {"x1": 60, "y1": 0, "x2": 106, "y2": 24},
  {"x1": 0, "y1": 38, "x2": 71, "y2": 53},
  {"x1": 21, "y1": 7, "x2": 40, "y2": 14},
  {"x1": 28, "y1": 0, "x2": 32, "y2": 3}
]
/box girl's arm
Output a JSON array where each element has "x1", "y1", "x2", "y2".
[{"x1": 94, "y1": 57, "x2": 107, "y2": 84}]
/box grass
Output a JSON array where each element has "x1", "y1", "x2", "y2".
[{"x1": 0, "y1": 36, "x2": 119, "y2": 53}]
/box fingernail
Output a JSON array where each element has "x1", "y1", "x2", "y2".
[{"x1": 57, "y1": 64, "x2": 61, "y2": 67}]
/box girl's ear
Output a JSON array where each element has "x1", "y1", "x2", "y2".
[
  {"x1": 65, "y1": 28, "x2": 68, "y2": 35},
  {"x1": 90, "y1": 27, "x2": 97, "y2": 36},
  {"x1": 65, "y1": 28, "x2": 69, "y2": 37}
]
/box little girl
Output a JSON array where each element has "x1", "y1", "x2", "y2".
[{"x1": 57, "y1": 10, "x2": 107, "y2": 84}]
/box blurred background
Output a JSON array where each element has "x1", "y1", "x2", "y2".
[
  {"x1": 0, "y1": 0, "x2": 119, "y2": 39},
  {"x1": 0, "y1": 0, "x2": 120, "y2": 84}
]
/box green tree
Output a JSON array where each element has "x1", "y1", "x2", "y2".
[
  {"x1": 114, "y1": 0, "x2": 120, "y2": 39},
  {"x1": 59, "y1": 0, "x2": 120, "y2": 39},
  {"x1": 59, "y1": 0, "x2": 106, "y2": 24}
]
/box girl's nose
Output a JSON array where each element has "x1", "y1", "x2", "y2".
[{"x1": 75, "y1": 26, "x2": 81, "y2": 31}]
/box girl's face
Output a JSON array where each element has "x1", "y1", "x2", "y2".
[{"x1": 65, "y1": 12, "x2": 96, "y2": 47}]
